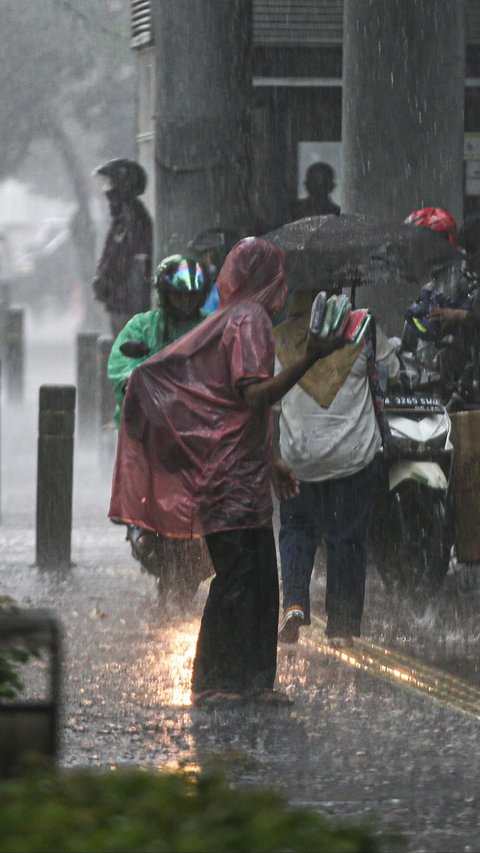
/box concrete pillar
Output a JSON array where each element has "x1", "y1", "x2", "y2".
[
  {"x1": 341, "y1": 0, "x2": 465, "y2": 333},
  {"x1": 152, "y1": 0, "x2": 253, "y2": 254}
]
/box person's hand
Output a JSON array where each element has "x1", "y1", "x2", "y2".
[
  {"x1": 429, "y1": 307, "x2": 469, "y2": 325},
  {"x1": 270, "y1": 457, "x2": 299, "y2": 500},
  {"x1": 305, "y1": 332, "x2": 347, "y2": 362}
]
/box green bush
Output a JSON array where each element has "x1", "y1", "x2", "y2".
[{"x1": 0, "y1": 763, "x2": 381, "y2": 853}]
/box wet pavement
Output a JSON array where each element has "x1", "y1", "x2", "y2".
[{"x1": 1, "y1": 312, "x2": 480, "y2": 853}]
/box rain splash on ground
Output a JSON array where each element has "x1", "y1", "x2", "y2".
[{"x1": 1, "y1": 308, "x2": 480, "y2": 853}]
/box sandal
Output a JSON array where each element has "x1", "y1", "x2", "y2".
[
  {"x1": 191, "y1": 689, "x2": 245, "y2": 708},
  {"x1": 248, "y1": 689, "x2": 293, "y2": 706}
]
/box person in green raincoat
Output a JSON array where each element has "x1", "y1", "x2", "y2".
[{"x1": 108, "y1": 254, "x2": 211, "y2": 427}]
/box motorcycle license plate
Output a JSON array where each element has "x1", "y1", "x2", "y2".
[{"x1": 384, "y1": 394, "x2": 444, "y2": 413}]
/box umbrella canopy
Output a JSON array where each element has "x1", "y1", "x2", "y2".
[{"x1": 263, "y1": 214, "x2": 462, "y2": 291}]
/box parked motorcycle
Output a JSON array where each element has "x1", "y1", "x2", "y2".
[{"x1": 372, "y1": 343, "x2": 454, "y2": 600}]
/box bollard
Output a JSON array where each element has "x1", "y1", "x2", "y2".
[
  {"x1": 97, "y1": 335, "x2": 115, "y2": 429},
  {"x1": 76, "y1": 332, "x2": 99, "y2": 443},
  {"x1": 0, "y1": 283, "x2": 11, "y2": 368},
  {"x1": 36, "y1": 385, "x2": 75, "y2": 569},
  {"x1": 97, "y1": 335, "x2": 117, "y2": 471},
  {"x1": 6, "y1": 307, "x2": 24, "y2": 402}
]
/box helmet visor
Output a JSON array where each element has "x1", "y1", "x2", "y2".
[{"x1": 167, "y1": 258, "x2": 206, "y2": 292}]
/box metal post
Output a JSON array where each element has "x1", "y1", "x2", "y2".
[
  {"x1": 0, "y1": 283, "x2": 11, "y2": 368},
  {"x1": 97, "y1": 334, "x2": 116, "y2": 470},
  {"x1": 6, "y1": 307, "x2": 24, "y2": 402},
  {"x1": 97, "y1": 335, "x2": 115, "y2": 428},
  {"x1": 76, "y1": 332, "x2": 99, "y2": 443},
  {"x1": 36, "y1": 385, "x2": 75, "y2": 569}
]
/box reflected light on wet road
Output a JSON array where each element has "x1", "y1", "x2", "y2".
[
  {"x1": 139, "y1": 610, "x2": 480, "y2": 717},
  {"x1": 168, "y1": 623, "x2": 198, "y2": 707},
  {"x1": 142, "y1": 619, "x2": 199, "y2": 707},
  {"x1": 307, "y1": 615, "x2": 480, "y2": 720}
]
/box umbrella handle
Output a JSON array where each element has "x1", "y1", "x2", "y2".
[
  {"x1": 350, "y1": 282, "x2": 356, "y2": 309},
  {"x1": 349, "y1": 270, "x2": 363, "y2": 308}
]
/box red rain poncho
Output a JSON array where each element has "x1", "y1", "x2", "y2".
[{"x1": 109, "y1": 237, "x2": 287, "y2": 538}]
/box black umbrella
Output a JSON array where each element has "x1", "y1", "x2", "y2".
[{"x1": 263, "y1": 214, "x2": 462, "y2": 292}]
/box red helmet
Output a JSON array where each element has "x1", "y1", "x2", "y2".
[{"x1": 404, "y1": 207, "x2": 458, "y2": 246}]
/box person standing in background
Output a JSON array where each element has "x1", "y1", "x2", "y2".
[
  {"x1": 292, "y1": 162, "x2": 340, "y2": 220},
  {"x1": 92, "y1": 158, "x2": 153, "y2": 336}
]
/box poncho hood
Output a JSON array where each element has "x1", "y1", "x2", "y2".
[{"x1": 217, "y1": 237, "x2": 287, "y2": 315}]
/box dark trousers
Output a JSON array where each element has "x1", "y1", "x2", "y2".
[
  {"x1": 191, "y1": 527, "x2": 279, "y2": 694},
  {"x1": 279, "y1": 456, "x2": 380, "y2": 637}
]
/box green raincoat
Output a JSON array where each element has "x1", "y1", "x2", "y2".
[{"x1": 108, "y1": 308, "x2": 205, "y2": 426}]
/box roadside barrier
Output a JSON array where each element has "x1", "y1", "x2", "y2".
[
  {"x1": 6, "y1": 306, "x2": 24, "y2": 402},
  {"x1": 76, "y1": 331, "x2": 100, "y2": 443},
  {"x1": 97, "y1": 334, "x2": 116, "y2": 471},
  {"x1": 36, "y1": 385, "x2": 75, "y2": 569},
  {"x1": 97, "y1": 334, "x2": 115, "y2": 428},
  {"x1": 0, "y1": 282, "x2": 11, "y2": 368}
]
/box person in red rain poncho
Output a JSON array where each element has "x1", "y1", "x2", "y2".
[{"x1": 109, "y1": 236, "x2": 344, "y2": 707}]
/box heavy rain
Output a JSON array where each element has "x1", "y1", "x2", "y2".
[{"x1": 1, "y1": 2, "x2": 480, "y2": 852}]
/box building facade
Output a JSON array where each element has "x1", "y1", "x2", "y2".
[{"x1": 130, "y1": 0, "x2": 480, "y2": 232}]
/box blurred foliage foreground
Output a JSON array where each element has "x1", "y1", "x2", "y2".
[
  {"x1": 0, "y1": 762, "x2": 382, "y2": 853},
  {"x1": 0, "y1": 598, "x2": 42, "y2": 699}
]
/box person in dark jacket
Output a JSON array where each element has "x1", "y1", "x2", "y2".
[
  {"x1": 292, "y1": 161, "x2": 340, "y2": 221},
  {"x1": 92, "y1": 158, "x2": 153, "y2": 336}
]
